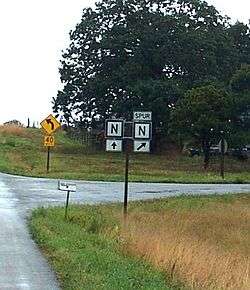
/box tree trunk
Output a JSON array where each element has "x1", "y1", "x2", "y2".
[{"x1": 202, "y1": 139, "x2": 210, "y2": 170}]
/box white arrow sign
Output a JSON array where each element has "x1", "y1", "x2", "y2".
[
  {"x1": 134, "y1": 140, "x2": 150, "y2": 153},
  {"x1": 106, "y1": 139, "x2": 122, "y2": 152}
]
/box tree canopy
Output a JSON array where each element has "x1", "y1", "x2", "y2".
[
  {"x1": 53, "y1": 0, "x2": 248, "y2": 130},
  {"x1": 171, "y1": 85, "x2": 234, "y2": 167},
  {"x1": 230, "y1": 65, "x2": 250, "y2": 138}
]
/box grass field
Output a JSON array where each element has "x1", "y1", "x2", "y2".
[
  {"x1": 0, "y1": 125, "x2": 249, "y2": 183},
  {"x1": 29, "y1": 194, "x2": 250, "y2": 290},
  {"x1": 29, "y1": 207, "x2": 173, "y2": 290}
]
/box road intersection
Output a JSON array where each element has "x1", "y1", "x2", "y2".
[{"x1": 0, "y1": 172, "x2": 249, "y2": 289}]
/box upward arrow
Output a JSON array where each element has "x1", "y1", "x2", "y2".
[
  {"x1": 46, "y1": 119, "x2": 54, "y2": 130},
  {"x1": 111, "y1": 142, "x2": 117, "y2": 149}
]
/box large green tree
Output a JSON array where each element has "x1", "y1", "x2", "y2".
[
  {"x1": 53, "y1": 0, "x2": 240, "y2": 130},
  {"x1": 228, "y1": 22, "x2": 250, "y2": 65},
  {"x1": 171, "y1": 85, "x2": 234, "y2": 168},
  {"x1": 230, "y1": 64, "x2": 250, "y2": 132}
]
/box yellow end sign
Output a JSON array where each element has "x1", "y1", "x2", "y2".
[
  {"x1": 44, "y1": 135, "x2": 55, "y2": 147},
  {"x1": 40, "y1": 114, "x2": 61, "y2": 135}
]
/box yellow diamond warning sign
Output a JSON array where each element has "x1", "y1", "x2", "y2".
[
  {"x1": 40, "y1": 114, "x2": 61, "y2": 135},
  {"x1": 44, "y1": 135, "x2": 55, "y2": 147}
]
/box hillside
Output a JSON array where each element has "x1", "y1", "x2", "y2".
[{"x1": 0, "y1": 125, "x2": 249, "y2": 183}]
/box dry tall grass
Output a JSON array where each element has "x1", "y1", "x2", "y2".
[
  {"x1": 122, "y1": 200, "x2": 250, "y2": 289},
  {"x1": 0, "y1": 125, "x2": 31, "y2": 138}
]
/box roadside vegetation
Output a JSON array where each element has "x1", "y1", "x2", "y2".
[
  {"x1": 55, "y1": 0, "x2": 250, "y2": 171},
  {"x1": 0, "y1": 125, "x2": 249, "y2": 183},
  {"x1": 29, "y1": 206, "x2": 173, "y2": 290},
  {"x1": 30, "y1": 193, "x2": 250, "y2": 290}
]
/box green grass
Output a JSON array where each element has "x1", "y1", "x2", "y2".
[
  {"x1": 0, "y1": 127, "x2": 249, "y2": 183},
  {"x1": 29, "y1": 205, "x2": 177, "y2": 290},
  {"x1": 29, "y1": 194, "x2": 250, "y2": 289}
]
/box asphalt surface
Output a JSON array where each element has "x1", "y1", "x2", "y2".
[{"x1": 0, "y1": 172, "x2": 250, "y2": 289}]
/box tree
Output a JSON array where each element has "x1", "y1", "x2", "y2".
[
  {"x1": 171, "y1": 85, "x2": 234, "y2": 168},
  {"x1": 231, "y1": 64, "x2": 250, "y2": 93},
  {"x1": 228, "y1": 22, "x2": 250, "y2": 65},
  {"x1": 229, "y1": 65, "x2": 250, "y2": 144},
  {"x1": 53, "y1": 0, "x2": 238, "y2": 131}
]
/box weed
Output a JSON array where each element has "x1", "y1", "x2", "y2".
[
  {"x1": 0, "y1": 125, "x2": 31, "y2": 138},
  {"x1": 29, "y1": 206, "x2": 171, "y2": 290},
  {"x1": 30, "y1": 194, "x2": 250, "y2": 290}
]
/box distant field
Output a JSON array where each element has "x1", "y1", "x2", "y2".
[
  {"x1": 0, "y1": 125, "x2": 249, "y2": 183},
  {"x1": 30, "y1": 194, "x2": 250, "y2": 289}
]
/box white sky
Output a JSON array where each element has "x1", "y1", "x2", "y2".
[{"x1": 0, "y1": 0, "x2": 249, "y2": 125}]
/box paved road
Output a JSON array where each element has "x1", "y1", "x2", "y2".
[{"x1": 0, "y1": 172, "x2": 250, "y2": 289}]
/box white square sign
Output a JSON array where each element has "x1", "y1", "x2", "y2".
[
  {"x1": 58, "y1": 181, "x2": 76, "y2": 192},
  {"x1": 134, "y1": 122, "x2": 151, "y2": 139},
  {"x1": 106, "y1": 139, "x2": 122, "y2": 152},
  {"x1": 134, "y1": 140, "x2": 150, "y2": 153},
  {"x1": 105, "y1": 120, "x2": 124, "y2": 138}
]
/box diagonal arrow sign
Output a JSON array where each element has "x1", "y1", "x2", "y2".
[
  {"x1": 46, "y1": 119, "x2": 54, "y2": 130},
  {"x1": 136, "y1": 142, "x2": 146, "y2": 151}
]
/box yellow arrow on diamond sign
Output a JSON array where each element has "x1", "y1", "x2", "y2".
[{"x1": 40, "y1": 114, "x2": 61, "y2": 135}]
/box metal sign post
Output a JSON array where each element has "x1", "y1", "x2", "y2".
[
  {"x1": 220, "y1": 142, "x2": 225, "y2": 179},
  {"x1": 47, "y1": 146, "x2": 50, "y2": 173},
  {"x1": 123, "y1": 139, "x2": 130, "y2": 220},
  {"x1": 219, "y1": 138, "x2": 227, "y2": 179},
  {"x1": 65, "y1": 190, "x2": 70, "y2": 220},
  {"x1": 58, "y1": 181, "x2": 76, "y2": 220},
  {"x1": 105, "y1": 112, "x2": 152, "y2": 221}
]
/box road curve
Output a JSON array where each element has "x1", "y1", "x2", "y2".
[{"x1": 0, "y1": 172, "x2": 249, "y2": 289}]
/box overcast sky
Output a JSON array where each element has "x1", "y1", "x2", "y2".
[{"x1": 0, "y1": 0, "x2": 249, "y2": 125}]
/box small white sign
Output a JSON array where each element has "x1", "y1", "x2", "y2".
[
  {"x1": 105, "y1": 120, "x2": 124, "y2": 138},
  {"x1": 106, "y1": 139, "x2": 122, "y2": 152},
  {"x1": 134, "y1": 140, "x2": 150, "y2": 153},
  {"x1": 58, "y1": 181, "x2": 76, "y2": 192},
  {"x1": 133, "y1": 111, "x2": 152, "y2": 121},
  {"x1": 134, "y1": 122, "x2": 151, "y2": 139}
]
